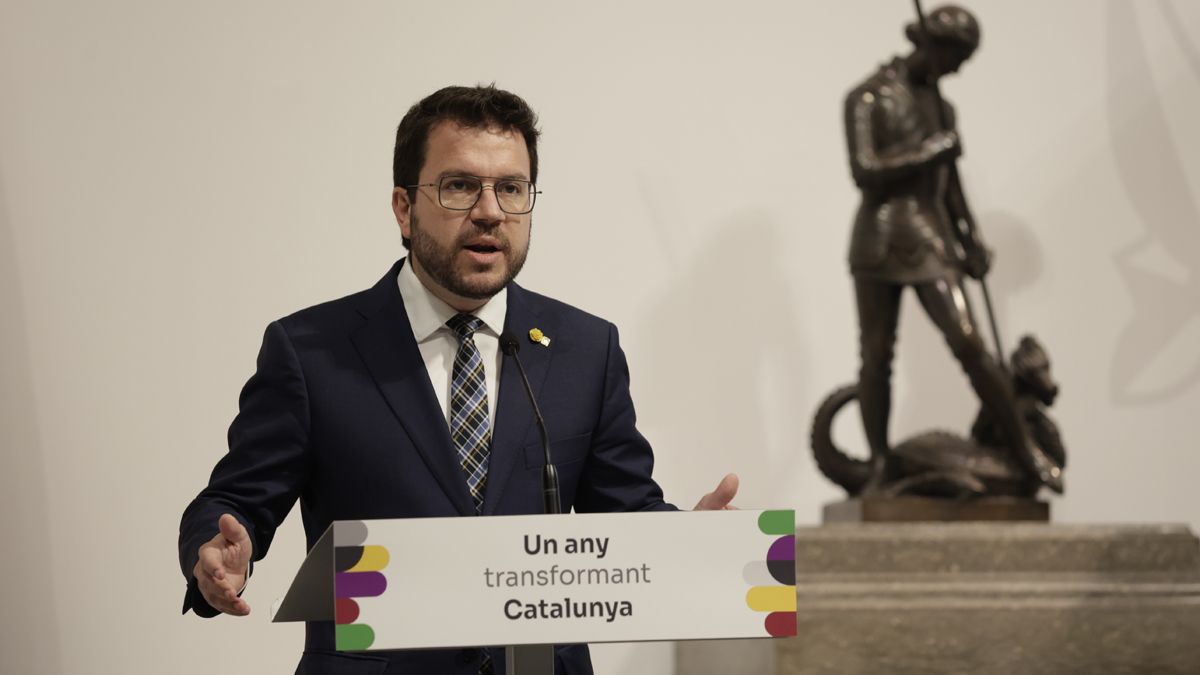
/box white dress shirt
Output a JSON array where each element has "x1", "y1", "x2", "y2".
[{"x1": 396, "y1": 257, "x2": 506, "y2": 428}]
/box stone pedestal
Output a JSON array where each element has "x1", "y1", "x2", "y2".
[
  {"x1": 823, "y1": 496, "x2": 1049, "y2": 523},
  {"x1": 777, "y1": 523, "x2": 1200, "y2": 675},
  {"x1": 676, "y1": 522, "x2": 1200, "y2": 675}
]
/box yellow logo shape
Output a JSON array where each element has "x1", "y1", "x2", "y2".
[{"x1": 745, "y1": 585, "x2": 797, "y2": 612}]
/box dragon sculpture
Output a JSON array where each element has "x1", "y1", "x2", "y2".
[{"x1": 812, "y1": 335, "x2": 1066, "y2": 498}]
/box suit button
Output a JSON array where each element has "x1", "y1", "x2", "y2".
[{"x1": 458, "y1": 648, "x2": 480, "y2": 664}]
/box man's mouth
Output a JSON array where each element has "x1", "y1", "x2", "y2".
[
  {"x1": 462, "y1": 236, "x2": 504, "y2": 255},
  {"x1": 460, "y1": 238, "x2": 505, "y2": 264},
  {"x1": 464, "y1": 243, "x2": 501, "y2": 254}
]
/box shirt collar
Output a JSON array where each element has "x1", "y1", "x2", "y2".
[{"x1": 397, "y1": 256, "x2": 508, "y2": 342}]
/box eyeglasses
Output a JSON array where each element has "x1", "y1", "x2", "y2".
[{"x1": 407, "y1": 175, "x2": 540, "y2": 215}]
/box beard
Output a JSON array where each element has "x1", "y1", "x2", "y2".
[{"x1": 408, "y1": 213, "x2": 529, "y2": 300}]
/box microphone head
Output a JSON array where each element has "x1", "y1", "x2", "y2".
[{"x1": 499, "y1": 333, "x2": 521, "y2": 356}]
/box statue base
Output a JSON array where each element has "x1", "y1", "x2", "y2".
[
  {"x1": 677, "y1": 523, "x2": 1200, "y2": 674},
  {"x1": 822, "y1": 495, "x2": 1049, "y2": 523},
  {"x1": 777, "y1": 523, "x2": 1200, "y2": 674}
]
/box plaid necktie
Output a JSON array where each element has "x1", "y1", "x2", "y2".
[{"x1": 446, "y1": 313, "x2": 491, "y2": 515}]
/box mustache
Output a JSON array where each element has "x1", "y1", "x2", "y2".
[{"x1": 457, "y1": 230, "x2": 509, "y2": 249}]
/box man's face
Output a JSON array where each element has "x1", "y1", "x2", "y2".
[{"x1": 393, "y1": 121, "x2": 532, "y2": 311}]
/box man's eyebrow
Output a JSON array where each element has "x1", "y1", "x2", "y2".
[{"x1": 437, "y1": 170, "x2": 531, "y2": 182}]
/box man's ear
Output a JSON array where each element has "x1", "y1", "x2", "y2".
[{"x1": 392, "y1": 187, "x2": 412, "y2": 239}]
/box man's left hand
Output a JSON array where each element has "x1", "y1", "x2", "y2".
[{"x1": 693, "y1": 473, "x2": 739, "y2": 510}]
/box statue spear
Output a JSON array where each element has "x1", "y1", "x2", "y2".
[{"x1": 911, "y1": 0, "x2": 1008, "y2": 371}]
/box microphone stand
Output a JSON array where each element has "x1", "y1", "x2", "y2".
[{"x1": 500, "y1": 334, "x2": 559, "y2": 675}]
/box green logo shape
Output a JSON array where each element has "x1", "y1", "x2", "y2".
[
  {"x1": 336, "y1": 623, "x2": 375, "y2": 651},
  {"x1": 757, "y1": 510, "x2": 795, "y2": 536}
]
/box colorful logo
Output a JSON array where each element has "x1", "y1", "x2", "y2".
[
  {"x1": 334, "y1": 523, "x2": 390, "y2": 651},
  {"x1": 744, "y1": 510, "x2": 797, "y2": 637}
]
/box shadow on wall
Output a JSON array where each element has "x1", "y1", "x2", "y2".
[
  {"x1": 634, "y1": 212, "x2": 810, "y2": 502},
  {"x1": 0, "y1": 178, "x2": 62, "y2": 672},
  {"x1": 1107, "y1": 0, "x2": 1200, "y2": 404},
  {"x1": 894, "y1": 211, "x2": 1044, "y2": 439}
]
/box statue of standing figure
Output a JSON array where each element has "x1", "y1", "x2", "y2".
[{"x1": 839, "y1": 4, "x2": 1063, "y2": 495}]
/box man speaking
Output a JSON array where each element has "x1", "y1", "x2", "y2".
[{"x1": 178, "y1": 85, "x2": 738, "y2": 674}]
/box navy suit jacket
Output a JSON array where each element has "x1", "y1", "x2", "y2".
[{"x1": 179, "y1": 259, "x2": 673, "y2": 674}]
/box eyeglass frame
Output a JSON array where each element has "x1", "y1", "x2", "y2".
[{"x1": 405, "y1": 174, "x2": 542, "y2": 215}]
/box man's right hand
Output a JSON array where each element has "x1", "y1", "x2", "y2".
[{"x1": 193, "y1": 513, "x2": 253, "y2": 616}]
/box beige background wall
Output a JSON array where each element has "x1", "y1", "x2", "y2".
[{"x1": 2, "y1": 1, "x2": 1197, "y2": 673}]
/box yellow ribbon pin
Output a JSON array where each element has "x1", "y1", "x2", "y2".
[{"x1": 528, "y1": 328, "x2": 550, "y2": 347}]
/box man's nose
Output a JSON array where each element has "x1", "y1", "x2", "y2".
[{"x1": 470, "y1": 185, "x2": 505, "y2": 224}]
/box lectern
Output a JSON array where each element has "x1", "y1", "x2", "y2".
[{"x1": 273, "y1": 510, "x2": 798, "y2": 673}]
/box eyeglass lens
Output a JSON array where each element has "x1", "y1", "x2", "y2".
[{"x1": 439, "y1": 176, "x2": 534, "y2": 214}]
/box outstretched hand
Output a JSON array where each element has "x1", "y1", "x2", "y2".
[
  {"x1": 193, "y1": 513, "x2": 253, "y2": 616},
  {"x1": 693, "y1": 473, "x2": 739, "y2": 511}
]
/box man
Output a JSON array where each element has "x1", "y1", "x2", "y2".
[
  {"x1": 844, "y1": 5, "x2": 1062, "y2": 493},
  {"x1": 178, "y1": 85, "x2": 737, "y2": 674}
]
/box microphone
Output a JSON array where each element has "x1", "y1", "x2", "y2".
[{"x1": 500, "y1": 333, "x2": 561, "y2": 515}]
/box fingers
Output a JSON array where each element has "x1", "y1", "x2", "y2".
[
  {"x1": 197, "y1": 573, "x2": 251, "y2": 615},
  {"x1": 215, "y1": 513, "x2": 252, "y2": 571},
  {"x1": 197, "y1": 543, "x2": 229, "y2": 583},
  {"x1": 194, "y1": 554, "x2": 251, "y2": 616},
  {"x1": 192, "y1": 514, "x2": 253, "y2": 616},
  {"x1": 218, "y1": 513, "x2": 250, "y2": 546},
  {"x1": 713, "y1": 473, "x2": 739, "y2": 509},
  {"x1": 693, "y1": 473, "x2": 740, "y2": 511}
]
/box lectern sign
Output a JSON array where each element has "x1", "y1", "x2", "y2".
[{"x1": 273, "y1": 510, "x2": 797, "y2": 651}]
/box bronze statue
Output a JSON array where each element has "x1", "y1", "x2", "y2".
[
  {"x1": 813, "y1": 335, "x2": 1064, "y2": 498},
  {"x1": 831, "y1": 4, "x2": 1063, "y2": 496}
]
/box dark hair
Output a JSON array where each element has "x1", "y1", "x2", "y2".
[{"x1": 393, "y1": 84, "x2": 541, "y2": 193}]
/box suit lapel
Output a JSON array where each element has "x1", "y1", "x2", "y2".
[
  {"x1": 483, "y1": 283, "x2": 557, "y2": 515},
  {"x1": 350, "y1": 260, "x2": 475, "y2": 517}
]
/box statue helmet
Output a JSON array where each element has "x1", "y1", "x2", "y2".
[{"x1": 905, "y1": 5, "x2": 981, "y2": 53}]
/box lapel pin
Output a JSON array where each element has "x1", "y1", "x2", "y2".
[{"x1": 528, "y1": 328, "x2": 551, "y2": 347}]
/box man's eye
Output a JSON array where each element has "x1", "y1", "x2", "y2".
[
  {"x1": 497, "y1": 181, "x2": 526, "y2": 196},
  {"x1": 443, "y1": 178, "x2": 475, "y2": 193}
]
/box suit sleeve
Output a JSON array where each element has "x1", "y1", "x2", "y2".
[
  {"x1": 573, "y1": 323, "x2": 676, "y2": 514},
  {"x1": 177, "y1": 320, "x2": 313, "y2": 616}
]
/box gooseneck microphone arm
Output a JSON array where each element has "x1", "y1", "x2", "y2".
[{"x1": 499, "y1": 334, "x2": 561, "y2": 515}]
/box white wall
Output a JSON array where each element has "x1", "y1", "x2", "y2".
[{"x1": 2, "y1": 1, "x2": 1197, "y2": 673}]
